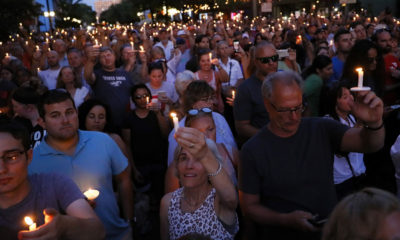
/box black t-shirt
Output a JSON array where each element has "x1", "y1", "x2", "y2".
[
  {"x1": 93, "y1": 68, "x2": 133, "y2": 128},
  {"x1": 233, "y1": 74, "x2": 269, "y2": 129},
  {"x1": 31, "y1": 124, "x2": 46, "y2": 149},
  {"x1": 239, "y1": 118, "x2": 348, "y2": 238},
  {"x1": 122, "y1": 111, "x2": 166, "y2": 166}
]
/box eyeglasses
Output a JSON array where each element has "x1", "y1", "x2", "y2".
[
  {"x1": 187, "y1": 107, "x2": 212, "y2": 116},
  {"x1": 269, "y1": 102, "x2": 305, "y2": 115},
  {"x1": 0, "y1": 150, "x2": 25, "y2": 165},
  {"x1": 134, "y1": 94, "x2": 149, "y2": 100},
  {"x1": 257, "y1": 54, "x2": 279, "y2": 64}
]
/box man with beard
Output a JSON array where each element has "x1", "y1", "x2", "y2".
[
  {"x1": 38, "y1": 51, "x2": 61, "y2": 90},
  {"x1": 330, "y1": 29, "x2": 353, "y2": 84},
  {"x1": 373, "y1": 29, "x2": 400, "y2": 105}
]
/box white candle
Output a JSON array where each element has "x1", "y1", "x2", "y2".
[
  {"x1": 356, "y1": 67, "x2": 364, "y2": 88},
  {"x1": 130, "y1": 41, "x2": 134, "y2": 51},
  {"x1": 24, "y1": 216, "x2": 36, "y2": 231},
  {"x1": 232, "y1": 90, "x2": 236, "y2": 99},
  {"x1": 146, "y1": 96, "x2": 150, "y2": 104},
  {"x1": 209, "y1": 52, "x2": 212, "y2": 62},
  {"x1": 94, "y1": 39, "x2": 99, "y2": 48},
  {"x1": 170, "y1": 112, "x2": 179, "y2": 132},
  {"x1": 83, "y1": 188, "x2": 100, "y2": 201},
  {"x1": 139, "y1": 45, "x2": 145, "y2": 53}
]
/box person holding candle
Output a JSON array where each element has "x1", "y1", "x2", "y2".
[
  {"x1": 239, "y1": 70, "x2": 384, "y2": 240},
  {"x1": 340, "y1": 39, "x2": 384, "y2": 98},
  {"x1": 160, "y1": 126, "x2": 239, "y2": 240},
  {"x1": 119, "y1": 44, "x2": 147, "y2": 85},
  {"x1": 166, "y1": 81, "x2": 236, "y2": 167},
  {"x1": 121, "y1": 83, "x2": 169, "y2": 205},
  {"x1": 29, "y1": 90, "x2": 134, "y2": 240},
  {"x1": 0, "y1": 118, "x2": 105, "y2": 240},
  {"x1": 38, "y1": 51, "x2": 61, "y2": 90},
  {"x1": 194, "y1": 49, "x2": 228, "y2": 113}
]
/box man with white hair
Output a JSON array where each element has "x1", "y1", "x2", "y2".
[{"x1": 239, "y1": 70, "x2": 385, "y2": 240}]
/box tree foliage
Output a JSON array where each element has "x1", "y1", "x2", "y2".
[
  {"x1": 0, "y1": 0, "x2": 42, "y2": 40},
  {"x1": 55, "y1": 0, "x2": 96, "y2": 28},
  {"x1": 99, "y1": 0, "x2": 140, "y2": 24}
]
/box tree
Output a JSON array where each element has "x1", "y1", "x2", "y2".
[
  {"x1": 55, "y1": 0, "x2": 96, "y2": 28},
  {"x1": 0, "y1": 0, "x2": 42, "y2": 41},
  {"x1": 99, "y1": 0, "x2": 140, "y2": 24}
]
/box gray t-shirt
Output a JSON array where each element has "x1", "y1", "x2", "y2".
[
  {"x1": 239, "y1": 118, "x2": 348, "y2": 238},
  {"x1": 0, "y1": 173, "x2": 83, "y2": 240}
]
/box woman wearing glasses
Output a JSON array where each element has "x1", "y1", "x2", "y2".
[
  {"x1": 160, "y1": 126, "x2": 239, "y2": 240},
  {"x1": 121, "y1": 83, "x2": 170, "y2": 198}
]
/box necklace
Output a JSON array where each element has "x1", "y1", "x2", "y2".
[{"x1": 181, "y1": 188, "x2": 210, "y2": 212}]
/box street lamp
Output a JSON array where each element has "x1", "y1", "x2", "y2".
[{"x1": 44, "y1": 11, "x2": 55, "y2": 33}]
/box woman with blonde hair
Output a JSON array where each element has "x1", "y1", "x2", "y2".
[{"x1": 322, "y1": 187, "x2": 400, "y2": 240}]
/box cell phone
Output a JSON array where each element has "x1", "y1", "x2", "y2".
[
  {"x1": 277, "y1": 49, "x2": 289, "y2": 58},
  {"x1": 233, "y1": 40, "x2": 240, "y2": 52}
]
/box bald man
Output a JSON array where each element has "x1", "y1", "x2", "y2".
[{"x1": 38, "y1": 51, "x2": 61, "y2": 90}]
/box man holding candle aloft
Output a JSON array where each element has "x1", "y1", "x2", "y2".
[
  {"x1": 0, "y1": 118, "x2": 105, "y2": 240},
  {"x1": 239, "y1": 71, "x2": 384, "y2": 240}
]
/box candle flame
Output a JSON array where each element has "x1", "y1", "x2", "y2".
[
  {"x1": 170, "y1": 112, "x2": 177, "y2": 118},
  {"x1": 25, "y1": 216, "x2": 33, "y2": 226},
  {"x1": 140, "y1": 46, "x2": 144, "y2": 52},
  {"x1": 356, "y1": 67, "x2": 363, "y2": 73}
]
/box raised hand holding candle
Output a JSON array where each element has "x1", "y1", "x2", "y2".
[
  {"x1": 83, "y1": 188, "x2": 100, "y2": 201},
  {"x1": 170, "y1": 112, "x2": 179, "y2": 132},
  {"x1": 24, "y1": 216, "x2": 36, "y2": 231}
]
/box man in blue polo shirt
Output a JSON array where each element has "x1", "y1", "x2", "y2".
[{"x1": 29, "y1": 90, "x2": 134, "y2": 240}]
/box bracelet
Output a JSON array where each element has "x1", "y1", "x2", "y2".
[
  {"x1": 208, "y1": 161, "x2": 222, "y2": 177},
  {"x1": 364, "y1": 122, "x2": 384, "y2": 131}
]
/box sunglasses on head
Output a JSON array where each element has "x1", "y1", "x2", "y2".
[
  {"x1": 134, "y1": 94, "x2": 149, "y2": 100},
  {"x1": 187, "y1": 107, "x2": 212, "y2": 116},
  {"x1": 257, "y1": 54, "x2": 279, "y2": 64}
]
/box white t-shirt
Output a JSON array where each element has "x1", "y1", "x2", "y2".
[
  {"x1": 218, "y1": 58, "x2": 243, "y2": 88},
  {"x1": 72, "y1": 87, "x2": 89, "y2": 108},
  {"x1": 38, "y1": 67, "x2": 61, "y2": 90},
  {"x1": 154, "y1": 40, "x2": 174, "y2": 61},
  {"x1": 146, "y1": 81, "x2": 179, "y2": 104},
  {"x1": 330, "y1": 115, "x2": 366, "y2": 184}
]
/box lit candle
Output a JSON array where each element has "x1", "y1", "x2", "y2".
[
  {"x1": 94, "y1": 39, "x2": 99, "y2": 47},
  {"x1": 232, "y1": 90, "x2": 236, "y2": 99},
  {"x1": 130, "y1": 41, "x2": 134, "y2": 51},
  {"x1": 37, "y1": 67, "x2": 40, "y2": 73},
  {"x1": 24, "y1": 216, "x2": 36, "y2": 231},
  {"x1": 329, "y1": 39, "x2": 334, "y2": 47},
  {"x1": 146, "y1": 96, "x2": 150, "y2": 104},
  {"x1": 5, "y1": 53, "x2": 9, "y2": 57},
  {"x1": 36, "y1": 45, "x2": 40, "y2": 51},
  {"x1": 209, "y1": 52, "x2": 212, "y2": 62},
  {"x1": 356, "y1": 67, "x2": 364, "y2": 88},
  {"x1": 139, "y1": 45, "x2": 145, "y2": 53},
  {"x1": 83, "y1": 188, "x2": 100, "y2": 201},
  {"x1": 170, "y1": 112, "x2": 179, "y2": 132}
]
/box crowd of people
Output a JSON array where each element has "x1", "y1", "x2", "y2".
[{"x1": 1, "y1": 5, "x2": 400, "y2": 240}]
